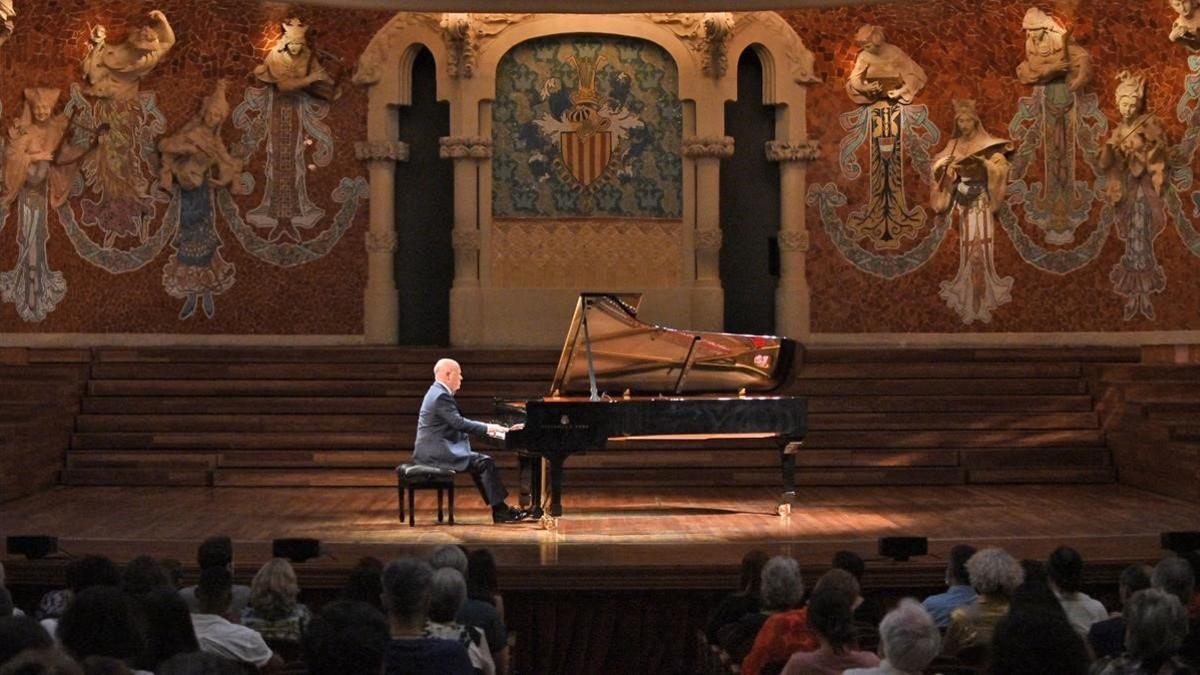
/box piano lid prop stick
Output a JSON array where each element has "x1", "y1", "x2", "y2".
[{"x1": 581, "y1": 298, "x2": 601, "y2": 402}]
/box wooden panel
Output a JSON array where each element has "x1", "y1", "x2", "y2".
[
  {"x1": 967, "y1": 468, "x2": 1116, "y2": 483},
  {"x1": 804, "y1": 429, "x2": 1104, "y2": 449},
  {"x1": 804, "y1": 347, "x2": 1138, "y2": 363},
  {"x1": 87, "y1": 379, "x2": 547, "y2": 398},
  {"x1": 807, "y1": 395, "x2": 1093, "y2": 413},
  {"x1": 60, "y1": 468, "x2": 209, "y2": 486},
  {"x1": 71, "y1": 431, "x2": 411, "y2": 450},
  {"x1": 809, "y1": 411, "x2": 1097, "y2": 431},
  {"x1": 798, "y1": 362, "x2": 1081, "y2": 380},
  {"x1": 787, "y1": 378, "x2": 1086, "y2": 396},
  {"x1": 959, "y1": 447, "x2": 1111, "y2": 469},
  {"x1": 75, "y1": 414, "x2": 414, "y2": 433},
  {"x1": 90, "y1": 362, "x2": 555, "y2": 381},
  {"x1": 92, "y1": 347, "x2": 558, "y2": 365}
]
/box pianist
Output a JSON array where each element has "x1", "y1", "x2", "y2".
[{"x1": 412, "y1": 359, "x2": 529, "y2": 524}]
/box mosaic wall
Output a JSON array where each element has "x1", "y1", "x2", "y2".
[
  {"x1": 783, "y1": 0, "x2": 1200, "y2": 333},
  {"x1": 491, "y1": 35, "x2": 683, "y2": 219},
  {"x1": 0, "y1": 0, "x2": 386, "y2": 334}
]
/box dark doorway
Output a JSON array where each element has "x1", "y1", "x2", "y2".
[
  {"x1": 394, "y1": 47, "x2": 453, "y2": 345},
  {"x1": 720, "y1": 48, "x2": 780, "y2": 336}
]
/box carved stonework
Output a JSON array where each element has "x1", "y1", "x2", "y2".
[
  {"x1": 441, "y1": 13, "x2": 530, "y2": 79},
  {"x1": 354, "y1": 13, "x2": 444, "y2": 86},
  {"x1": 452, "y1": 228, "x2": 482, "y2": 251},
  {"x1": 1016, "y1": 8, "x2": 1091, "y2": 91},
  {"x1": 355, "y1": 140, "x2": 410, "y2": 163},
  {"x1": 82, "y1": 10, "x2": 176, "y2": 101},
  {"x1": 695, "y1": 228, "x2": 723, "y2": 251},
  {"x1": 491, "y1": 219, "x2": 682, "y2": 287},
  {"x1": 440, "y1": 136, "x2": 492, "y2": 159},
  {"x1": 1170, "y1": 0, "x2": 1200, "y2": 49},
  {"x1": 778, "y1": 229, "x2": 810, "y2": 253},
  {"x1": 846, "y1": 24, "x2": 926, "y2": 105},
  {"x1": 736, "y1": 12, "x2": 821, "y2": 84},
  {"x1": 0, "y1": 0, "x2": 14, "y2": 48},
  {"x1": 681, "y1": 135, "x2": 734, "y2": 159},
  {"x1": 366, "y1": 230, "x2": 398, "y2": 254},
  {"x1": 765, "y1": 140, "x2": 820, "y2": 163},
  {"x1": 255, "y1": 18, "x2": 339, "y2": 101}
]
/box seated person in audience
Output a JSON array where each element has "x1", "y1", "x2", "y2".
[
  {"x1": 0, "y1": 590, "x2": 13, "y2": 620},
  {"x1": 742, "y1": 567, "x2": 855, "y2": 675},
  {"x1": 845, "y1": 599, "x2": 941, "y2": 675},
  {"x1": 921, "y1": 544, "x2": 977, "y2": 630},
  {"x1": 426, "y1": 568, "x2": 494, "y2": 675},
  {"x1": 780, "y1": 583, "x2": 879, "y2": 675},
  {"x1": 0, "y1": 616, "x2": 53, "y2": 668},
  {"x1": 158, "y1": 559, "x2": 184, "y2": 591},
  {"x1": 0, "y1": 564, "x2": 21, "y2": 618},
  {"x1": 1184, "y1": 551, "x2": 1200, "y2": 620},
  {"x1": 1090, "y1": 564, "x2": 1153, "y2": 659},
  {"x1": 301, "y1": 601, "x2": 390, "y2": 675},
  {"x1": 0, "y1": 648, "x2": 85, "y2": 675},
  {"x1": 706, "y1": 550, "x2": 770, "y2": 644},
  {"x1": 465, "y1": 549, "x2": 509, "y2": 675},
  {"x1": 1153, "y1": 556, "x2": 1200, "y2": 666},
  {"x1": 56, "y1": 587, "x2": 145, "y2": 670},
  {"x1": 831, "y1": 551, "x2": 884, "y2": 627},
  {"x1": 989, "y1": 600, "x2": 1089, "y2": 675},
  {"x1": 179, "y1": 538, "x2": 251, "y2": 616},
  {"x1": 189, "y1": 567, "x2": 278, "y2": 671},
  {"x1": 382, "y1": 557, "x2": 472, "y2": 675},
  {"x1": 241, "y1": 558, "x2": 311, "y2": 644},
  {"x1": 1092, "y1": 588, "x2": 1193, "y2": 675},
  {"x1": 156, "y1": 651, "x2": 243, "y2": 675},
  {"x1": 120, "y1": 557, "x2": 172, "y2": 600},
  {"x1": 942, "y1": 547, "x2": 1024, "y2": 660},
  {"x1": 430, "y1": 546, "x2": 508, "y2": 675},
  {"x1": 1048, "y1": 546, "x2": 1108, "y2": 636},
  {"x1": 339, "y1": 557, "x2": 385, "y2": 613},
  {"x1": 131, "y1": 590, "x2": 199, "y2": 673},
  {"x1": 717, "y1": 555, "x2": 807, "y2": 665},
  {"x1": 39, "y1": 556, "x2": 121, "y2": 636}
]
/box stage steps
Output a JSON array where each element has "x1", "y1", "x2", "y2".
[{"x1": 55, "y1": 346, "x2": 1135, "y2": 490}]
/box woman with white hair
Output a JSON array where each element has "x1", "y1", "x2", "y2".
[
  {"x1": 241, "y1": 558, "x2": 312, "y2": 644},
  {"x1": 942, "y1": 547, "x2": 1024, "y2": 659},
  {"x1": 845, "y1": 599, "x2": 941, "y2": 675},
  {"x1": 1092, "y1": 588, "x2": 1192, "y2": 675}
]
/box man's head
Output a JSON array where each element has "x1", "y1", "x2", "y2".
[
  {"x1": 428, "y1": 568, "x2": 468, "y2": 624},
  {"x1": 196, "y1": 536, "x2": 233, "y2": 572},
  {"x1": 831, "y1": 550, "x2": 865, "y2": 582},
  {"x1": 302, "y1": 601, "x2": 389, "y2": 675},
  {"x1": 759, "y1": 556, "x2": 804, "y2": 612},
  {"x1": 947, "y1": 544, "x2": 977, "y2": 586},
  {"x1": 878, "y1": 599, "x2": 941, "y2": 672},
  {"x1": 1152, "y1": 555, "x2": 1195, "y2": 605},
  {"x1": 854, "y1": 25, "x2": 884, "y2": 54},
  {"x1": 429, "y1": 545, "x2": 469, "y2": 575},
  {"x1": 1119, "y1": 564, "x2": 1153, "y2": 607},
  {"x1": 382, "y1": 558, "x2": 433, "y2": 628},
  {"x1": 1047, "y1": 546, "x2": 1085, "y2": 594},
  {"x1": 433, "y1": 359, "x2": 463, "y2": 394},
  {"x1": 195, "y1": 567, "x2": 233, "y2": 616}
]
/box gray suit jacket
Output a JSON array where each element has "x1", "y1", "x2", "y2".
[{"x1": 412, "y1": 382, "x2": 488, "y2": 471}]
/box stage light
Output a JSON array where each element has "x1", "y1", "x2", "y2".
[
  {"x1": 6, "y1": 535, "x2": 58, "y2": 560},
  {"x1": 272, "y1": 538, "x2": 321, "y2": 563},
  {"x1": 878, "y1": 536, "x2": 927, "y2": 562}
]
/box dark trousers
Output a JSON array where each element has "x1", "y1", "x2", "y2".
[{"x1": 465, "y1": 453, "x2": 509, "y2": 507}]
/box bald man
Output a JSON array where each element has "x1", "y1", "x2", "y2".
[{"x1": 412, "y1": 358, "x2": 528, "y2": 523}]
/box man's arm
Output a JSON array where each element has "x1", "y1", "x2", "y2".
[{"x1": 434, "y1": 393, "x2": 490, "y2": 436}]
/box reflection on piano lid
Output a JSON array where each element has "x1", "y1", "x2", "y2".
[{"x1": 550, "y1": 293, "x2": 798, "y2": 397}]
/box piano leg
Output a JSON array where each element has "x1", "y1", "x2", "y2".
[
  {"x1": 779, "y1": 441, "x2": 801, "y2": 516},
  {"x1": 548, "y1": 456, "x2": 565, "y2": 518},
  {"x1": 529, "y1": 456, "x2": 545, "y2": 519},
  {"x1": 517, "y1": 453, "x2": 532, "y2": 510}
]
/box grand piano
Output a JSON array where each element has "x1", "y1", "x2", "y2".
[{"x1": 496, "y1": 293, "x2": 807, "y2": 523}]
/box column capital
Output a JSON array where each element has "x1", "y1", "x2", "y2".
[
  {"x1": 765, "y1": 139, "x2": 820, "y2": 163},
  {"x1": 355, "y1": 140, "x2": 410, "y2": 163},
  {"x1": 365, "y1": 230, "x2": 398, "y2": 254},
  {"x1": 681, "y1": 135, "x2": 734, "y2": 159},
  {"x1": 452, "y1": 228, "x2": 482, "y2": 252},
  {"x1": 439, "y1": 136, "x2": 493, "y2": 159},
  {"x1": 695, "y1": 228, "x2": 723, "y2": 252},
  {"x1": 778, "y1": 229, "x2": 810, "y2": 253}
]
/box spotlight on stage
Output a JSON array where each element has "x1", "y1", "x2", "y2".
[
  {"x1": 272, "y1": 538, "x2": 321, "y2": 563},
  {"x1": 6, "y1": 535, "x2": 59, "y2": 560},
  {"x1": 878, "y1": 536, "x2": 928, "y2": 562},
  {"x1": 1160, "y1": 531, "x2": 1200, "y2": 555}
]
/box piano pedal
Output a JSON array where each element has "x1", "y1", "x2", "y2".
[{"x1": 539, "y1": 514, "x2": 559, "y2": 530}]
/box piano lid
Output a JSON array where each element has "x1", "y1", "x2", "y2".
[{"x1": 550, "y1": 293, "x2": 798, "y2": 396}]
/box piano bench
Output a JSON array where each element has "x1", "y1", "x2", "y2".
[{"x1": 395, "y1": 463, "x2": 456, "y2": 527}]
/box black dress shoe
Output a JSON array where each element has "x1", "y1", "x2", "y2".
[{"x1": 491, "y1": 506, "x2": 529, "y2": 524}]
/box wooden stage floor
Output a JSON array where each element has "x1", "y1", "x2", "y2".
[{"x1": 1, "y1": 484, "x2": 1196, "y2": 589}]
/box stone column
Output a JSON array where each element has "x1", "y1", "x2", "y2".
[
  {"x1": 766, "y1": 139, "x2": 820, "y2": 339},
  {"x1": 355, "y1": 140, "x2": 409, "y2": 344},
  {"x1": 682, "y1": 135, "x2": 734, "y2": 331},
  {"x1": 439, "y1": 135, "x2": 492, "y2": 346}
]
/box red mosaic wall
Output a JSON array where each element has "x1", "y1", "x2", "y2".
[
  {"x1": 0, "y1": 1, "x2": 391, "y2": 335},
  {"x1": 782, "y1": 0, "x2": 1200, "y2": 333}
]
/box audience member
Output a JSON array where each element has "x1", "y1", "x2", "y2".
[
  {"x1": 1152, "y1": 556, "x2": 1200, "y2": 666},
  {"x1": 382, "y1": 558, "x2": 472, "y2": 675},
  {"x1": 706, "y1": 549, "x2": 769, "y2": 643},
  {"x1": 780, "y1": 582, "x2": 880, "y2": 675},
  {"x1": 429, "y1": 545, "x2": 508, "y2": 675},
  {"x1": 0, "y1": 617, "x2": 53, "y2": 668},
  {"x1": 1089, "y1": 564, "x2": 1153, "y2": 660},
  {"x1": 0, "y1": 591, "x2": 12, "y2": 620},
  {"x1": 38, "y1": 556, "x2": 120, "y2": 632},
  {"x1": 1092, "y1": 588, "x2": 1192, "y2": 675},
  {"x1": 943, "y1": 547, "x2": 1024, "y2": 659},
  {"x1": 989, "y1": 602, "x2": 1090, "y2": 675},
  {"x1": 120, "y1": 557, "x2": 171, "y2": 599},
  {"x1": 466, "y1": 548, "x2": 505, "y2": 619},
  {"x1": 0, "y1": 565, "x2": 19, "y2": 618},
  {"x1": 1183, "y1": 551, "x2": 1200, "y2": 619},
  {"x1": 132, "y1": 590, "x2": 198, "y2": 672},
  {"x1": 302, "y1": 601, "x2": 390, "y2": 675},
  {"x1": 742, "y1": 564, "x2": 839, "y2": 675},
  {"x1": 189, "y1": 567, "x2": 275, "y2": 670},
  {"x1": 178, "y1": 538, "x2": 250, "y2": 616},
  {"x1": 426, "y1": 568, "x2": 495, "y2": 675},
  {"x1": 1047, "y1": 546, "x2": 1108, "y2": 636},
  {"x1": 845, "y1": 600, "x2": 940, "y2": 675},
  {"x1": 922, "y1": 544, "x2": 977, "y2": 629},
  {"x1": 718, "y1": 555, "x2": 806, "y2": 666},
  {"x1": 832, "y1": 551, "x2": 884, "y2": 627},
  {"x1": 158, "y1": 560, "x2": 184, "y2": 591},
  {"x1": 0, "y1": 649, "x2": 84, "y2": 675},
  {"x1": 339, "y1": 557, "x2": 385, "y2": 613},
  {"x1": 155, "y1": 652, "x2": 242, "y2": 675},
  {"x1": 240, "y1": 558, "x2": 311, "y2": 644},
  {"x1": 56, "y1": 587, "x2": 145, "y2": 667},
  {"x1": 77, "y1": 656, "x2": 132, "y2": 675}
]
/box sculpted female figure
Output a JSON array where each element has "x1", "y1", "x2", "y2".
[
  {"x1": 1098, "y1": 71, "x2": 1169, "y2": 320},
  {"x1": 930, "y1": 100, "x2": 1015, "y2": 324},
  {"x1": 1016, "y1": 7, "x2": 1091, "y2": 92},
  {"x1": 845, "y1": 24, "x2": 927, "y2": 105},
  {"x1": 158, "y1": 81, "x2": 242, "y2": 319},
  {"x1": 82, "y1": 10, "x2": 176, "y2": 101},
  {"x1": 254, "y1": 18, "x2": 336, "y2": 100},
  {"x1": 1169, "y1": 0, "x2": 1200, "y2": 49}
]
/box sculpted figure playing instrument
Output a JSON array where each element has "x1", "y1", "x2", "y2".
[
  {"x1": 845, "y1": 24, "x2": 927, "y2": 105},
  {"x1": 1016, "y1": 7, "x2": 1091, "y2": 92},
  {"x1": 82, "y1": 10, "x2": 176, "y2": 101}
]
